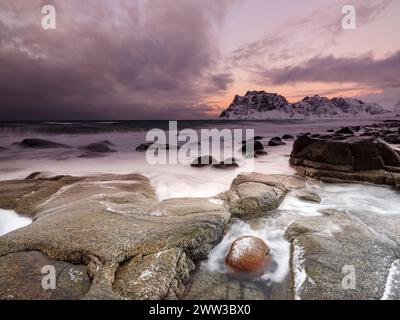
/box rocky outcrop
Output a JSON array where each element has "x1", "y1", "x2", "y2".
[
  {"x1": 295, "y1": 191, "x2": 321, "y2": 203},
  {"x1": 335, "y1": 127, "x2": 353, "y2": 135},
  {"x1": 241, "y1": 140, "x2": 265, "y2": 156},
  {"x1": 220, "y1": 91, "x2": 387, "y2": 120},
  {"x1": 191, "y1": 156, "x2": 218, "y2": 168},
  {"x1": 285, "y1": 210, "x2": 400, "y2": 300},
  {"x1": 135, "y1": 142, "x2": 172, "y2": 152},
  {"x1": 358, "y1": 120, "x2": 400, "y2": 145},
  {"x1": 0, "y1": 173, "x2": 230, "y2": 300},
  {"x1": 79, "y1": 141, "x2": 116, "y2": 156},
  {"x1": 290, "y1": 135, "x2": 400, "y2": 188},
  {"x1": 12, "y1": 138, "x2": 71, "y2": 149},
  {"x1": 268, "y1": 137, "x2": 286, "y2": 147},
  {"x1": 212, "y1": 158, "x2": 239, "y2": 170},
  {"x1": 226, "y1": 173, "x2": 305, "y2": 218},
  {"x1": 225, "y1": 236, "x2": 270, "y2": 274},
  {"x1": 136, "y1": 142, "x2": 154, "y2": 152}
]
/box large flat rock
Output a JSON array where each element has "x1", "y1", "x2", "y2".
[{"x1": 0, "y1": 174, "x2": 230, "y2": 300}]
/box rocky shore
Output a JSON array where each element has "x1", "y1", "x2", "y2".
[
  {"x1": 0, "y1": 174, "x2": 230, "y2": 299},
  {"x1": 1, "y1": 120, "x2": 400, "y2": 300}
]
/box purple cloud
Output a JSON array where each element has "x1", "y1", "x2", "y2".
[{"x1": 257, "y1": 51, "x2": 400, "y2": 88}]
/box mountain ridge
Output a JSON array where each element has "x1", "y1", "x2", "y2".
[{"x1": 220, "y1": 91, "x2": 391, "y2": 120}]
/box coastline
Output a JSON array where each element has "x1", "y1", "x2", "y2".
[{"x1": 0, "y1": 119, "x2": 400, "y2": 300}]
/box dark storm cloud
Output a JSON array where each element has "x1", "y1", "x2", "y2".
[
  {"x1": 257, "y1": 51, "x2": 400, "y2": 88},
  {"x1": 208, "y1": 73, "x2": 234, "y2": 91},
  {"x1": 0, "y1": 0, "x2": 235, "y2": 120}
]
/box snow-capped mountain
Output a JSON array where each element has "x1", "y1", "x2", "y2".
[{"x1": 220, "y1": 91, "x2": 388, "y2": 120}]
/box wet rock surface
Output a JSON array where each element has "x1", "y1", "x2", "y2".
[
  {"x1": 183, "y1": 268, "x2": 288, "y2": 300},
  {"x1": 241, "y1": 140, "x2": 265, "y2": 155},
  {"x1": 290, "y1": 135, "x2": 400, "y2": 188},
  {"x1": 295, "y1": 191, "x2": 321, "y2": 203},
  {"x1": 79, "y1": 141, "x2": 116, "y2": 157},
  {"x1": 13, "y1": 138, "x2": 71, "y2": 149},
  {"x1": 335, "y1": 127, "x2": 354, "y2": 135},
  {"x1": 359, "y1": 120, "x2": 400, "y2": 144},
  {"x1": 268, "y1": 137, "x2": 286, "y2": 147},
  {"x1": 191, "y1": 156, "x2": 218, "y2": 168},
  {"x1": 135, "y1": 142, "x2": 154, "y2": 152},
  {"x1": 285, "y1": 210, "x2": 400, "y2": 300},
  {"x1": 213, "y1": 158, "x2": 239, "y2": 170},
  {"x1": 135, "y1": 142, "x2": 173, "y2": 152},
  {"x1": 225, "y1": 236, "x2": 270, "y2": 273},
  {"x1": 227, "y1": 173, "x2": 305, "y2": 219}
]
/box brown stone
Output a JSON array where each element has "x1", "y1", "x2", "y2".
[{"x1": 225, "y1": 236, "x2": 270, "y2": 274}]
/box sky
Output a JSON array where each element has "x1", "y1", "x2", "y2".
[{"x1": 0, "y1": 0, "x2": 399, "y2": 120}]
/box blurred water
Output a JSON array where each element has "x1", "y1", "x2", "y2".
[{"x1": 0, "y1": 209, "x2": 32, "y2": 237}]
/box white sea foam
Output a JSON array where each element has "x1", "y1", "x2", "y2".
[
  {"x1": 382, "y1": 260, "x2": 400, "y2": 300},
  {"x1": 208, "y1": 199, "x2": 224, "y2": 205},
  {"x1": 292, "y1": 240, "x2": 307, "y2": 300},
  {"x1": 0, "y1": 209, "x2": 32, "y2": 237},
  {"x1": 280, "y1": 182, "x2": 400, "y2": 217},
  {"x1": 0, "y1": 124, "x2": 295, "y2": 199}
]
